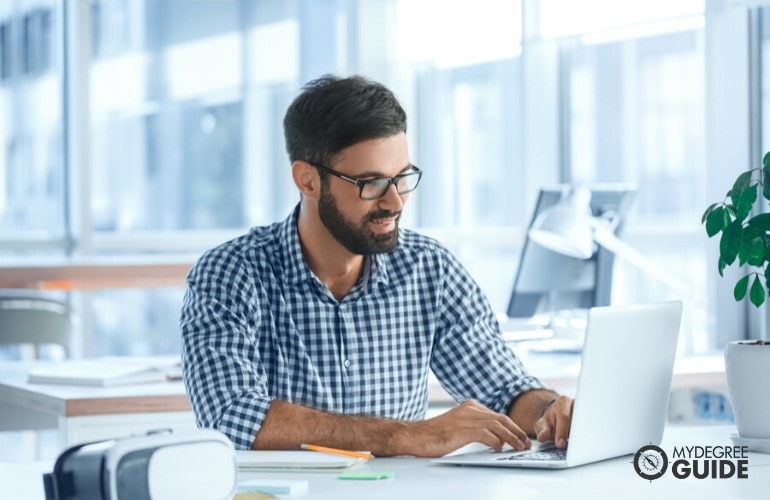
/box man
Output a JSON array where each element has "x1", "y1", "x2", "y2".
[{"x1": 181, "y1": 75, "x2": 573, "y2": 458}]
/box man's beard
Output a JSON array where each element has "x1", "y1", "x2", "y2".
[{"x1": 317, "y1": 184, "x2": 400, "y2": 255}]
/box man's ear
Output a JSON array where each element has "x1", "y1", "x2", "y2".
[{"x1": 292, "y1": 161, "x2": 321, "y2": 201}]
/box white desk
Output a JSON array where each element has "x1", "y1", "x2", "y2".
[
  {"x1": 0, "y1": 350, "x2": 726, "y2": 450},
  {"x1": 0, "y1": 363, "x2": 196, "y2": 448},
  {"x1": 2, "y1": 426, "x2": 769, "y2": 500}
]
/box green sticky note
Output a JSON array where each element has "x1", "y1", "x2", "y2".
[{"x1": 338, "y1": 471, "x2": 394, "y2": 480}]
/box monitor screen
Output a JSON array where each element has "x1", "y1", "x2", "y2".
[{"x1": 506, "y1": 184, "x2": 637, "y2": 318}]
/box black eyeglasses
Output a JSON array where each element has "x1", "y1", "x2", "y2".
[{"x1": 309, "y1": 162, "x2": 423, "y2": 200}]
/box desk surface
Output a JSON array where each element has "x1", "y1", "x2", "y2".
[
  {"x1": 2, "y1": 426, "x2": 769, "y2": 500},
  {"x1": 0, "y1": 363, "x2": 191, "y2": 417}
]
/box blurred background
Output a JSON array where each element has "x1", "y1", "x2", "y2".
[{"x1": 1, "y1": 0, "x2": 768, "y2": 361}]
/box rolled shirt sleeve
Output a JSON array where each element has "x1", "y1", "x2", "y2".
[
  {"x1": 180, "y1": 245, "x2": 273, "y2": 450},
  {"x1": 430, "y1": 250, "x2": 546, "y2": 413}
]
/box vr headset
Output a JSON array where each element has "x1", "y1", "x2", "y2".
[{"x1": 43, "y1": 429, "x2": 236, "y2": 500}]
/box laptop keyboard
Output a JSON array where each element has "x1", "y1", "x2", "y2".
[{"x1": 495, "y1": 446, "x2": 567, "y2": 462}]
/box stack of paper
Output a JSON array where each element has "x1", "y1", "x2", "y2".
[
  {"x1": 26, "y1": 357, "x2": 181, "y2": 387},
  {"x1": 235, "y1": 450, "x2": 367, "y2": 471}
]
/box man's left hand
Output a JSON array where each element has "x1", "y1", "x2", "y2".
[{"x1": 533, "y1": 395, "x2": 573, "y2": 448}]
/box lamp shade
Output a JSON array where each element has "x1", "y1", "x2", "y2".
[{"x1": 528, "y1": 187, "x2": 595, "y2": 259}]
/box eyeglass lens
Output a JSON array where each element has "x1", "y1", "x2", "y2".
[{"x1": 361, "y1": 172, "x2": 421, "y2": 199}]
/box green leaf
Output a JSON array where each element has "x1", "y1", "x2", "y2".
[
  {"x1": 750, "y1": 275, "x2": 766, "y2": 307},
  {"x1": 705, "y1": 206, "x2": 726, "y2": 237},
  {"x1": 718, "y1": 256, "x2": 727, "y2": 276},
  {"x1": 734, "y1": 275, "x2": 750, "y2": 301},
  {"x1": 748, "y1": 213, "x2": 770, "y2": 231},
  {"x1": 763, "y1": 151, "x2": 770, "y2": 169},
  {"x1": 703, "y1": 203, "x2": 720, "y2": 223},
  {"x1": 748, "y1": 240, "x2": 767, "y2": 266},
  {"x1": 743, "y1": 224, "x2": 763, "y2": 240},
  {"x1": 736, "y1": 184, "x2": 758, "y2": 221},
  {"x1": 764, "y1": 265, "x2": 770, "y2": 290},
  {"x1": 720, "y1": 221, "x2": 743, "y2": 265},
  {"x1": 702, "y1": 202, "x2": 720, "y2": 224},
  {"x1": 739, "y1": 236, "x2": 765, "y2": 266},
  {"x1": 731, "y1": 171, "x2": 753, "y2": 206}
]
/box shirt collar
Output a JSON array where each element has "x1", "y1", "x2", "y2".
[{"x1": 278, "y1": 205, "x2": 317, "y2": 286}]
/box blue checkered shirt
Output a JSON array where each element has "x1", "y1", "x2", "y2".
[{"x1": 180, "y1": 205, "x2": 545, "y2": 450}]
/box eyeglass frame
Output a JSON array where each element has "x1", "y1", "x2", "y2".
[{"x1": 308, "y1": 161, "x2": 423, "y2": 200}]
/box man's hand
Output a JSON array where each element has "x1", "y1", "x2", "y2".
[
  {"x1": 399, "y1": 400, "x2": 532, "y2": 457},
  {"x1": 533, "y1": 395, "x2": 573, "y2": 448},
  {"x1": 508, "y1": 390, "x2": 574, "y2": 448}
]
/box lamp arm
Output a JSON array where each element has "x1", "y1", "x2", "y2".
[{"x1": 592, "y1": 227, "x2": 694, "y2": 300}]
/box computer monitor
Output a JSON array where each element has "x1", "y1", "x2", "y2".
[{"x1": 506, "y1": 184, "x2": 637, "y2": 318}]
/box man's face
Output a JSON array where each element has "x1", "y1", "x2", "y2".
[{"x1": 317, "y1": 133, "x2": 412, "y2": 255}]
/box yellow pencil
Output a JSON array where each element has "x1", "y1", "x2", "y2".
[{"x1": 300, "y1": 443, "x2": 374, "y2": 460}]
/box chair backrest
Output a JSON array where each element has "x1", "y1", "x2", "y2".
[{"x1": 0, "y1": 290, "x2": 72, "y2": 351}]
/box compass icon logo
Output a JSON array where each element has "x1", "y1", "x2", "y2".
[{"x1": 633, "y1": 444, "x2": 669, "y2": 480}]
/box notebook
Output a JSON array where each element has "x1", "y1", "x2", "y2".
[
  {"x1": 433, "y1": 301, "x2": 683, "y2": 469},
  {"x1": 235, "y1": 450, "x2": 367, "y2": 471},
  {"x1": 26, "y1": 356, "x2": 181, "y2": 386}
]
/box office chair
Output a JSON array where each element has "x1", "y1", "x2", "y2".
[
  {"x1": 0, "y1": 289, "x2": 72, "y2": 359},
  {"x1": 0, "y1": 289, "x2": 73, "y2": 460}
]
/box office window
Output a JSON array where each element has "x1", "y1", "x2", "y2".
[
  {"x1": 22, "y1": 7, "x2": 52, "y2": 76},
  {"x1": 91, "y1": 0, "x2": 263, "y2": 232},
  {"x1": 395, "y1": 0, "x2": 524, "y2": 231},
  {"x1": 545, "y1": 2, "x2": 709, "y2": 352},
  {"x1": 1, "y1": 0, "x2": 747, "y2": 357},
  {"x1": 0, "y1": 1, "x2": 65, "y2": 242},
  {"x1": 80, "y1": 0, "x2": 527, "y2": 355},
  {"x1": 539, "y1": 0, "x2": 704, "y2": 39},
  {"x1": 80, "y1": 0, "x2": 304, "y2": 355},
  {"x1": 763, "y1": 8, "x2": 770, "y2": 154},
  {"x1": 1, "y1": 22, "x2": 10, "y2": 81},
  {"x1": 565, "y1": 33, "x2": 705, "y2": 224},
  {"x1": 395, "y1": 0, "x2": 525, "y2": 306}
]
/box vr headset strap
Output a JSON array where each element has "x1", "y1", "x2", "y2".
[{"x1": 42, "y1": 441, "x2": 94, "y2": 500}]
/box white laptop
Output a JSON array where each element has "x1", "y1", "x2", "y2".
[{"x1": 433, "y1": 301, "x2": 683, "y2": 469}]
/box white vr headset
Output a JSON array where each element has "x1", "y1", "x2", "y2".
[{"x1": 43, "y1": 429, "x2": 236, "y2": 500}]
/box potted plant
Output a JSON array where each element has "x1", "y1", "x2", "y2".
[{"x1": 702, "y1": 151, "x2": 770, "y2": 443}]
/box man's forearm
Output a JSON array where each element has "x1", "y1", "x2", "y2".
[
  {"x1": 254, "y1": 398, "x2": 541, "y2": 458},
  {"x1": 252, "y1": 400, "x2": 410, "y2": 456}
]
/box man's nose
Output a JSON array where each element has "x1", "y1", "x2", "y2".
[{"x1": 378, "y1": 183, "x2": 405, "y2": 211}]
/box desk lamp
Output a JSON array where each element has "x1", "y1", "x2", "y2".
[{"x1": 527, "y1": 186, "x2": 692, "y2": 298}]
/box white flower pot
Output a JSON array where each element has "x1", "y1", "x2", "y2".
[{"x1": 724, "y1": 341, "x2": 770, "y2": 439}]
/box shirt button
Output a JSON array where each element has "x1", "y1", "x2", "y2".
[{"x1": 343, "y1": 359, "x2": 351, "y2": 368}]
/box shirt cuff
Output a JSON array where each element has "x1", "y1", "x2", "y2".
[
  {"x1": 493, "y1": 375, "x2": 548, "y2": 414},
  {"x1": 216, "y1": 394, "x2": 274, "y2": 450}
]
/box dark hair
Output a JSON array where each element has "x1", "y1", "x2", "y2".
[{"x1": 283, "y1": 75, "x2": 407, "y2": 166}]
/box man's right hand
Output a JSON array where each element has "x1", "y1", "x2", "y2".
[{"x1": 397, "y1": 400, "x2": 532, "y2": 458}]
